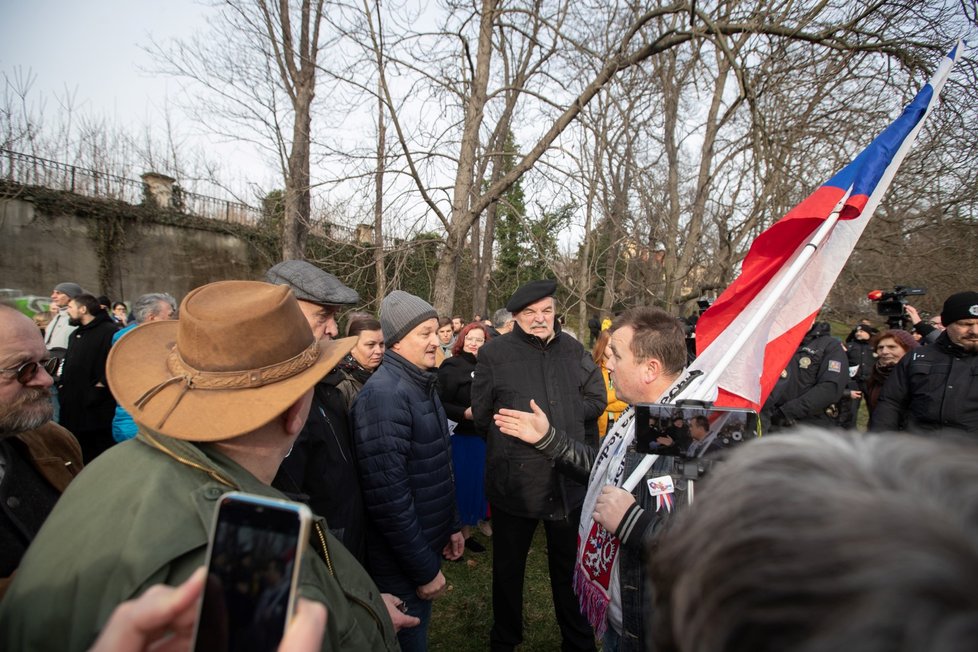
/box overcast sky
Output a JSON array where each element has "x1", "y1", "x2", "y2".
[
  {"x1": 0, "y1": 0, "x2": 208, "y2": 121},
  {"x1": 0, "y1": 0, "x2": 282, "y2": 192}
]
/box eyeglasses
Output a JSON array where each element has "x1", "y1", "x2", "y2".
[{"x1": 0, "y1": 358, "x2": 59, "y2": 385}]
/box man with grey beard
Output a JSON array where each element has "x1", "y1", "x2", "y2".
[{"x1": 0, "y1": 306, "x2": 83, "y2": 598}]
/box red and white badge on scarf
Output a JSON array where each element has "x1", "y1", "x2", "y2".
[{"x1": 647, "y1": 475, "x2": 675, "y2": 513}]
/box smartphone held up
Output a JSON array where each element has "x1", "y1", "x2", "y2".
[{"x1": 193, "y1": 492, "x2": 312, "y2": 652}]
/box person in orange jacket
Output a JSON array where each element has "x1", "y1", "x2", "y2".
[{"x1": 592, "y1": 330, "x2": 628, "y2": 438}]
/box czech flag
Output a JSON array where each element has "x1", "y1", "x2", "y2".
[{"x1": 674, "y1": 41, "x2": 966, "y2": 411}]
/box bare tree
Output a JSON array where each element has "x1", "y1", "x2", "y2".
[
  {"x1": 148, "y1": 0, "x2": 327, "y2": 260},
  {"x1": 358, "y1": 0, "x2": 955, "y2": 314}
]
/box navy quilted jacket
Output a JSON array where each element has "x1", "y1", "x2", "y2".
[{"x1": 352, "y1": 350, "x2": 459, "y2": 593}]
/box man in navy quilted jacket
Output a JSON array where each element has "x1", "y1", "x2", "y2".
[{"x1": 352, "y1": 290, "x2": 464, "y2": 652}]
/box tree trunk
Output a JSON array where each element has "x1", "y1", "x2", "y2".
[
  {"x1": 470, "y1": 205, "x2": 483, "y2": 315},
  {"x1": 373, "y1": 83, "x2": 386, "y2": 303},
  {"x1": 576, "y1": 125, "x2": 603, "y2": 345},
  {"x1": 282, "y1": 88, "x2": 312, "y2": 260},
  {"x1": 431, "y1": 0, "x2": 497, "y2": 315},
  {"x1": 473, "y1": 199, "x2": 496, "y2": 317}
]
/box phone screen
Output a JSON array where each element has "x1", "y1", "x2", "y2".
[
  {"x1": 633, "y1": 403, "x2": 760, "y2": 460},
  {"x1": 194, "y1": 493, "x2": 310, "y2": 652}
]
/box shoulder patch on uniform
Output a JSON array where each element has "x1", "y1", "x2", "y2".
[{"x1": 828, "y1": 360, "x2": 842, "y2": 373}]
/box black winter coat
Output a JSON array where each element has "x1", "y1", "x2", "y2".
[
  {"x1": 352, "y1": 351, "x2": 459, "y2": 594},
  {"x1": 871, "y1": 331, "x2": 978, "y2": 435},
  {"x1": 437, "y1": 352, "x2": 480, "y2": 437},
  {"x1": 846, "y1": 339, "x2": 874, "y2": 390},
  {"x1": 58, "y1": 312, "x2": 117, "y2": 461},
  {"x1": 273, "y1": 369, "x2": 367, "y2": 563},
  {"x1": 471, "y1": 323, "x2": 606, "y2": 520},
  {"x1": 761, "y1": 322, "x2": 847, "y2": 430}
]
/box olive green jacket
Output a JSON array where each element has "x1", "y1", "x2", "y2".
[{"x1": 0, "y1": 432, "x2": 398, "y2": 652}]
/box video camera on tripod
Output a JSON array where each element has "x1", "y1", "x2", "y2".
[{"x1": 868, "y1": 286, "x2": 926, "y2": 329}]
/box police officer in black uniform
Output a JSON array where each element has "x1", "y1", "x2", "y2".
[{"x1": 762, "y1": 321, "x2": 848, "y2": 433}]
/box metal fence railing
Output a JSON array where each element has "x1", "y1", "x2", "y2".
[
  {"x1": 1, "y1": 148, "x2": 261, "y2": 226},
  {"x1": 1, "y1": 148, "x2": 406, "y2": 248},
  {"x1": 2, "y1": 148, "x2": 146, "y2": 205}
]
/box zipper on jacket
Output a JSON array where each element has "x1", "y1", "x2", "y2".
[
  {"x1": 314, "y1": 522, "x2": 335, "y2": 576},
  {"x1": 346, "y1": 591, "x2": 387, "y2": 634}
]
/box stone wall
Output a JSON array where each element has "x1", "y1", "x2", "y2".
[{"x1": 0, "y1": 195, "x2": 268, "y2": 304}]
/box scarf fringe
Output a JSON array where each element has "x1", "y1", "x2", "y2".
[{"x1": 574, "y1": 565, "x2": 610, "y2": 637}]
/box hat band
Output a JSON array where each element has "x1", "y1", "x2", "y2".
[
  {"x1": 166, "y1": 341, "x2": 320, "y2": 389},
  {"x1": 133, "y1": 341, "x2": 320, "y2": 430}
]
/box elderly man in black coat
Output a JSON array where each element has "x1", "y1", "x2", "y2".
[{"x1": 472, "y1": 279, "x2": 606, "y2": 652}]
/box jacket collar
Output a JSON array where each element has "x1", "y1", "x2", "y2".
[
  {"x1": 936, "y1": 330, "x2": 976, "y2": 358},
  {"x1": 75, "y1": 311, "x2": 113, "y2": 332},
  {"x1": 135, "y1": 430, "x2": 264, "y2": 491},
  {"x1": 456, "y1": 350, "x2": 477, "y2": 364}
]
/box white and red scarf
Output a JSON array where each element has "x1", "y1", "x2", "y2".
[{"x1": 573, "y1": 407, "x2": 635, "y2": 637}]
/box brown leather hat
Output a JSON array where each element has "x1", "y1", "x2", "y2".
[{"x1": 107, "y1": 280, "x2": 353, "y2": 442}]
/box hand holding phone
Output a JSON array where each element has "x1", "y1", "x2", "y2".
[{"x1": 91, "y1": 571, "x2": 327, "y2": 652}]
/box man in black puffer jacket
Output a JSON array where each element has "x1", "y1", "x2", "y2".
[
  {"x1": 472, "y1": 279, "x2": 606, "y2": 652},
  {"x1": 353, "y1": 290, "x2": 463, "y2": 652}
]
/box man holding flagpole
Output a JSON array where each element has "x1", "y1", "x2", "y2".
[{"x1": 491, "y1": 40, "x2": 967, "y2": 652}]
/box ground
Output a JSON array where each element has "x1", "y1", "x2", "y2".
[{"x1": 430, "y1": 525, "x2": 570, "y2": 650}]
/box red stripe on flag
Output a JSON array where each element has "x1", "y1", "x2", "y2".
[
  {"x1": 840, "y1": 194, "x2": 870, "y2": 220},
  {"x1": 711, "y1": 309, "x2": 819, "y2": 410},
  {"x1": 697, "y1": 186, "x2": 846, "y2": 353}
]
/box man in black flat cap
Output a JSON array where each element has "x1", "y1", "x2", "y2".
[
  {"x1": 265, "y1": 260, "x2": 360, "y2": 341},
  {"x1": 472, "y1": 279, "x2": 606, "y2": 652},
  {"x1": 264, "y1": 260, "x2": 371, "y2": 562}
]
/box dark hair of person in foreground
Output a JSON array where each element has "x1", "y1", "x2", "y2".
[{"x1": 649, "y1": 428, "x2": 978, "y2": 652}]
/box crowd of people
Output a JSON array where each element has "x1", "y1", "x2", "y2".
[
  {"x1": 759, "y1": 292, "x2": 978, "y2": 436},
  {"x1": 0, "y1": 264, "x2": 976, "y2": 651}
]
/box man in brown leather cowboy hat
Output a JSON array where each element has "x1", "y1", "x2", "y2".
[{"x1": 0, "y1": 280, "x2": 401, "y2": 651}]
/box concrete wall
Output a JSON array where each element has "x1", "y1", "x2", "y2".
[{"x1": 0, "y1": 197, "x2": 267, "y2": 304}]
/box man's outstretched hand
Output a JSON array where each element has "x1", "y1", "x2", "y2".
[{"x1": 493, "y1": 399, "x2": 550, "y2": 445}]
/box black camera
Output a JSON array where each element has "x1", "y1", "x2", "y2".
[{"x1": 868, "y1": 286, "x2": 926, "y2": 328}]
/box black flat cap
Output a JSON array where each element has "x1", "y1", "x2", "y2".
[
  {"x1": 506, "y1": 279, "x2": 557, "y2": 313},
  {"x1": 265, "y1": 260, "x2": 359, "y2": 306}
]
